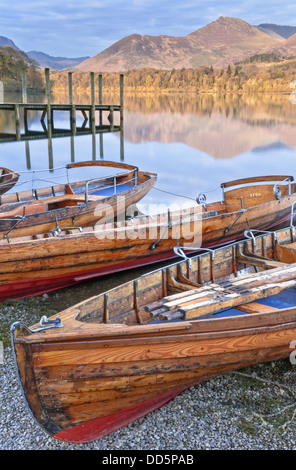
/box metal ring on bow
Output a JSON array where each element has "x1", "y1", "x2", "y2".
[
  {"x1": 273, "y1": 184, "x2": 281, "y2": 200},
  {"x1": 196, "y1": 193, "x2": 207, "y2": 205}
]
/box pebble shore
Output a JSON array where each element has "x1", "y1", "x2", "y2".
[{"x1": 1, "y1": 290, "x2": 296, "y2": 451}]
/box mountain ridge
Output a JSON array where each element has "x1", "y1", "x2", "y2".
[
  {"x1": 264, "y1": 32, "x2": 296, "y2": 58},
  {"x1": 256, "y1": 23, "x2": 296, "y2": 39},
  {"x1": 74, "y1": 17, "x2": 284, "y2": 72},
  {"x1": 0, "y1": 36, "x2": 89, "y2": 70},
  {"x1": 26, "y1": 51, "x2": 90, "y2": 70},
  {"x1": 2, "y1": 17, "x2": 296, "y2": 73},
  {"x1": 0, "y1": 35, "x2": 20, "y2": 50}
]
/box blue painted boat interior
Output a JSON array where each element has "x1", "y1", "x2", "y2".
[
  {"x1": 91, "y1": 184, "x2": 133, "y2": 196},
  {"x1": 150, "y1": 288, "x2": 296, "y2": 323},
  {"x1": 74, "y1": 183, "x2": 133, "y2": 197},
  {"x1": 197, "y1": 288, "x2": 296, "y2": 320}
]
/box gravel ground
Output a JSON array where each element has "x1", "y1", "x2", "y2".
[{"x1": 1, "y1": 282, "x2": 296, "y2": 451}]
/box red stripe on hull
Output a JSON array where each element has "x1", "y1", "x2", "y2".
[
  {"x1": 0, "y1": 217, "x2": 289, "y2": 301},
  {"x1": 53, "y1": 384, "x2": 190, "y2": 443},
  {"x1": 0, "y1": 250, "x2": 176, "y2": 301}
]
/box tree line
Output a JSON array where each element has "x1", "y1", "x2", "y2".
[
  {"x1": 50, "y1": 59, "x2": 296, "y2": 95},
  {"x1": 0, "y1": 44, "x2": 295, "y2": 95}
]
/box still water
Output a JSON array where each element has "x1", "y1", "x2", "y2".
[
  {"x1": 0, "y1": 92, "x2": 296, "y2": 306},
  {"x1": 1, "y1": 92, "x2": 296, "y2": 209}
]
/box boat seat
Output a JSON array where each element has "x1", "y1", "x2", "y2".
[
  {"x1": 201, "y1": 210, "x2": 218, "y2": 219},
  {"x1": 0, "y1": 202, "x2": 48, "y2": 219},
  {"x1": 275, "y1": 241, "x2": 296, "y2": 264}
]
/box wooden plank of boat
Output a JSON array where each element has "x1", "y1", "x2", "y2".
[
  {"x1": 276, "y1": 240, "x2": 296, "y2": 264},
  {"x1": 0, "y1": 223, "x2": 295, "y2": 302},
  {"x1": 10, "y1": 227, "x2": 296, "y2": 443},
  {"x1": 163, "y1": 279, "x2": 296, "y2": 321},
  {"x1": 0, "y1": 160, "x2": 157, "y2": 239},
  {"x1": 0, "y1": 167, "x2": 19, "y2": 195},
  {"x1": 147, "y1": 263, "x2": 296, "y2": 320}
]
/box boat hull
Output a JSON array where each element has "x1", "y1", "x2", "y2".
[
  {"x1": 12, "y1": 313, "x2": 296, "y2": 443},
  {"x1": 11, "y1": 227, "x2": 296, "y2": 443},
  {"x1": 0, "y1": 202, "x2": 294, "y2": 302},
  {"x1": 0, "y1": 168, "x2": 156, "y2": 239},
  {"x1": 0, "y1": 167, "x2": 19, "y2": 195}
]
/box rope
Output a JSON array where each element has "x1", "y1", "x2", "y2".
[
  {"x1": 151, "y1": 186, "x2": 197, "y2": 201},
  {"x1": 151, "y1": 186, "x2": 245, "y2": 212},
  {"x1": 152, "y1": 183, "x2": 222, "y2": 201}
]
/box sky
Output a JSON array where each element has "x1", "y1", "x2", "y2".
[{"x1": 1, "y1": 0, "x2": 296, "y2": 58}]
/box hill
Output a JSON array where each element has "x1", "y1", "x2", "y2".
[
  {"x1": 0, "y1": 34, "x2": 89, "y2": 70},
  {"x1": 264, "y1": 33, "x2": 296, "y2": 58},
  {"x1": 256, "y1": 23, "x2": 296, "y2": 39},
  {"x1": 26, "y1": 51, "x2": 90, "y2": 70},
  {"x1": 74, "y1": 17, "x2": 282, "y2": 72},
  {"x1": 0, "y1": 35, "x2": 20, "y2": 50},
  {"x1": 0, "y1": 46, "x2": 43, "y2": 91}
]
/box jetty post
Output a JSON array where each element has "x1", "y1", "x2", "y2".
[
  {"x1": 90, "y1": 72, "x2": 96, "y2": 134},
  {"x1": 21, "y1": 70, "x2": 31, "y2": 169},
  {"x1": 14, "y1": 103, "x2": 21, "y2": 141},
  {"x1": 22, "y1": 70, "x2": 27, "y2": 104},
  {"x1": 22, "y1": 70, "x2": 29, "y2": 134},
  {"x1": 98, "y1": 74, "x2": 104, "y2": 158},
  {"x1": 45, "y1": 68, "x2": 52, "y2": 138},
  {"x1": 68, "y1": 72, "x2": 76, "y2": 135},
  {"x1": 120, "y1": 73, "x2": 124, "y2": 161},
  {"x1": 44, "y1": 68, "x2": 53, "y2": 168}
]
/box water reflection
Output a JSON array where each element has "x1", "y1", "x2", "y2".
[
  {"x1": 3, "y1": 91, "x2": 295, "y2": 159},
  {"x1": 0, "y1": 92, "x2": 295, "y2": 205},
  {"x1": 0, "y1": 91, "x2": 296, "y2": 308},
  {"x1": 120, "y1": 92, "x2": 296, "y2": 159}
]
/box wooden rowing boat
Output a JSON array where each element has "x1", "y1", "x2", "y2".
[
  {"x1": 11, "y1": 227, "x2": 296, "y2": 443},
  {"x1": 1, "y1": 175, "x2": 296, "y2": 301},
  {"x1": 0, "y1": 167, "x2": 19, "y2": 195},
  {"x1": 0, "y1": 160, "x2": 156, "y2": 238}
]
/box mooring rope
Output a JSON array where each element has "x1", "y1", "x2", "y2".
[
  {"x1": 151, "y1": 186, "x2": 197, "y2": 201},
  {"x1": 151, "y1": 184, "x2": 221, "y2": 202}
]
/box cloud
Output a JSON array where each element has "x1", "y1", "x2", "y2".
[{"x1": 1, "y1": 0, "x2": 296, "y2": 57}]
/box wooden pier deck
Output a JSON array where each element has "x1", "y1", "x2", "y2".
[
  {"x1": 0, "y1": 102, "x2": 122, "y2": 141},
  {"x1": 0, "y1": 69, "x2": 124, "y2": 142}
]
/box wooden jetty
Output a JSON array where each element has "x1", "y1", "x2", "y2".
[{"x1": 0, "y1": 69, "x2": 124, "y2": 142}]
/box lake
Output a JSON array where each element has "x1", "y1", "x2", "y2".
[
  {"x1": 0, "y1": 91, "x2": 296, "y2": 305},
  {"x1": 1, "y1": 92, "x2": 296, "y2": 207}
]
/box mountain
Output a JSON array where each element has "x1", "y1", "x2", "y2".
[
  {"x1": 0, "y1": 35, "x2": 89, "y2": 70},
  {"x1": 256, "y1": 23, "x2": 296, "y2": 39},
  {"x1": 264, "y1": 33, "x2": 296, "y2": 58},
  {"x1": 0, "y1": 46, "x2": 44, "y2": 92},
  {"x1": 0, "y1": 35, "x2": 20, "y2": 50},
  {"x1": 26, "y1": 51, "x2": 90, "y2": 70},
  {"x1": 74, "y1": 17, "x2": 283, "y2": 72}
]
